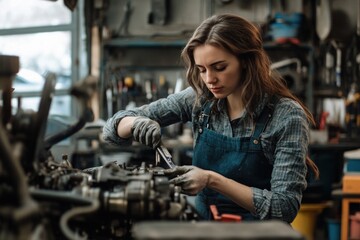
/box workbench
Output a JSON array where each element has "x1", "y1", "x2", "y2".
[{"x1": 132, "y1": 220, "x2": 305, "y2": 239}]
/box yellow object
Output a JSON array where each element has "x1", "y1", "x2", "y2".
[
  {"x1": 124, "y1": 77, "x2": 134, "y2": 88},
  {"x1": 159, "y1": 75, "x2": 166, "y2": 86},
  {"x1": 291, "y1": 203, "x2": 330, "y2": 240}
]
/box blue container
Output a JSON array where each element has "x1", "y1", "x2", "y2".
[
  {"x1": 344, "y1": 148, "x2": 360, "y2": 173},
  {"x1": 274, "y1": 12, "x2": 303, "y2": 24},
  {"x1": 270, "y1": 12, "x2": 303, "y2": 41},
  {"x1": 270, "y1": 23, "x2": 298, "y2": 39},
  {"x1": 327, "y1": 219, "x2": 340, "y2": 240}
]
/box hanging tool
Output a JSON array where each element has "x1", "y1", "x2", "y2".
[
  {"x1": 316, "y1": 0, "x2": 331, "y2": 42},
  {"x1": 325, "y1": 44, "x2": 334, "y2": 85},
  {"x1": 331, "y1": 40, "x2": 342, "y2": 88},
  {"x1": 155, "y1": 145, "x2": 176, "y2": 169},
  {"x1": 147, "y1": 0, "x2": 169, "y2": 26},
  {"x1": 334, "y1": 41, "x2": 342, "y2": 88},
  {"x1": 116, "y1": 0, "x2": 133, "y2": 36},
  {"x1": 353, "y1": 0, "x2": 360, "y2": 85}
]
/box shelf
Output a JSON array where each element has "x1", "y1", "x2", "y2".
[
  {"x1": 309, "y1": 142, "x2": 360, "y2": 151},
  {"x1": 103, "y1": 37, "x2": 188, "y2": 48},
  {"x1": 263, "y1": 42, "x2": 313, "y2": 51},
  {"x1": 313, "y1": 88, "x2": 345, "y2": 98},
  {"x1": 104, "y1": 38, "x2": 313, "y2": 50}
]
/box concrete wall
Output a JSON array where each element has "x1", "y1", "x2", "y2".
[
  {"x1": 104, "y1": 0, "x2": 358, "y2": 42},
  {"x1": 104, "y1": 0, "x2": 309, "y2": 38},
  {"x1": 100, "y1": 0, "x2": 359, "y2": 114}
]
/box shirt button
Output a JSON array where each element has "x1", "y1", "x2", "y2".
[
  {"x1": 253, "y1": 139, "x2": 259, "y2": 144},
  {"x1": 199, "y1": 128, "x2": 203, "y2": 133}
]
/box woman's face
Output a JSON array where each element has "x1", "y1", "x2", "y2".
[{"x1": 193, "y1": 44, "x2": 242, "y2": 99}]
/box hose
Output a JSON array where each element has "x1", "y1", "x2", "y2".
[
  {"x1": 0, "y1": 122, "x2": 40, "y2": 218},
  {"x1": 60, "y1": 198, "x2": 100, "y2": 240},
  {"x1": 30, "y1": 189, "x2": 94, "y2": 205}
]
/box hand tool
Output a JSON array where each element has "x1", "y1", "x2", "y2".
[
  {"x1": 155, "y1": 145, "x2": 176, "y2": 169},
  {"x1": 209, "y1": 205, "x2": 242, "y2": 222}
]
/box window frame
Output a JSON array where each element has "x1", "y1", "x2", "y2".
[{"x1": 0, "y1": 1, "x2": 83, "y2": 117}]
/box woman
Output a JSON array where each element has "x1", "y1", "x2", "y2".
[{"x1": 103, "y1": 14, "x2": 319, "y2": 223}]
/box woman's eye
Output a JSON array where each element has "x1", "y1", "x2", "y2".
[{"x1": 214, "y1": 65, "x2": 226, "y2": 72}]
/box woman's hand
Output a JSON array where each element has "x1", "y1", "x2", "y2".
[
  {"x1": 131, "y1": 116, "x2": 161, "y2": 148},
  {"x1": 164, "y1": 166, "x2": 210, "y2": 195}
]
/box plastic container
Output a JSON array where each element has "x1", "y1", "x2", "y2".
[
  {"x1": 291, "y1": 203, "x2": 329, "y2": 240},
  {"x1": 344, "y1": 148, "x2": 360, "y2": 173},
  {"x1": 327, "y1": 219, "x2": 340, "y2": 240},
  {"x1": 270, "y1": 12, "x2": 303, "y2": 41}
]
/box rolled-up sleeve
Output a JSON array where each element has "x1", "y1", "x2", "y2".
[
  {"x1": 252, "y1": 100, "x2": 309, "y2": 223},
  {"x1": 102, "y1": 87, "x2": 195, "y2": 146}
]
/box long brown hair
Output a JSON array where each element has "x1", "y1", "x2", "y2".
[{"x1": 181, "y1": 14, "x2": 319, "y2": 178}]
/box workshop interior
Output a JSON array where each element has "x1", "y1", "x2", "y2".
[{"x1": 1, "y1": 0, "x2": 360, "y2": 239}]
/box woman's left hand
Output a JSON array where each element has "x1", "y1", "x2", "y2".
[{"x1": 164, "y1": 166, "x2": 209, "y2": 195}]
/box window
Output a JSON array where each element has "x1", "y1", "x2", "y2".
[{"x1": 0, "y1": 0, "x2": 86, "y2": 117}]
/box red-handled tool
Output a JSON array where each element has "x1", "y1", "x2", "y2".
[
  {"x1": 319, "y1": 111, "x2": 329, "y2": 130},
  {"x1": 210, "y1": 205, "x2": 242, "y2": 222}
]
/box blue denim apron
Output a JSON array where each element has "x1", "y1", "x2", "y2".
[{"x1": 193, "y1": 99, "x2": 276, "y2": 220}]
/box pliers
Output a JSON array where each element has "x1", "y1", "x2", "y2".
[{"x1": 155, "y1": 145, "x2": 176, "y2": 169}]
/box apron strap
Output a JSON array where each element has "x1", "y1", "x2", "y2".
[
  {"x1": 198, "y1": 101, "x2": 214, "y2": 133},
  {"x1": 198, "y1": 96, "x2": 279, "y2": 138},
  {"x1": 250, "y1": 95, "x2": 280, "y2": 147}
]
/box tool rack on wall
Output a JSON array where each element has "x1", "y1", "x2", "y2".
[
  {"x1": 100, "y1": 37, "x2": 316, "y2": 119},
  {"x1": 99, "y1": 37, "x2": 187, "y2": 120}
]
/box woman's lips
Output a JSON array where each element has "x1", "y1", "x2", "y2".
[{"x1": 210, "y1": 87, "x2": 222, "y2": 93}]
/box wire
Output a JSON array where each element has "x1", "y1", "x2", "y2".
[{"x1": 117, "y1": 0, "x2": 133, "y2": 36}]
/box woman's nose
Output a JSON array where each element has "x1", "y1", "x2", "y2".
[{"x1": 204, "y1": 71, "x2": 217, "y2": 84}]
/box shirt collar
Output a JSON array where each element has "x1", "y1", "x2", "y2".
[{"x1": 215, "y1": 94, "x2": 270, "y2": 119}]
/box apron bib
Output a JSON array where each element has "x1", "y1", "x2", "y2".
[{"x1": 193, "y1": 99, "x2": 276, "y2": 220}]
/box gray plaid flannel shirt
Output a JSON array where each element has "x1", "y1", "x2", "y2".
[{"x1": 103, "y1": 87, "x2": 310, "y2": 223}]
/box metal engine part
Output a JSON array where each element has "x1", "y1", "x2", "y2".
[{"x1": 0, "y1": 55, "x2": 198, "y2": 240}]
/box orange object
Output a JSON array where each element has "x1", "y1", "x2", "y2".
[
  {"x1": 209, "y1": 204, "x2": 242, "y2": 222},
  {"x1": 343, "y1": 175, "x2": 360, "y2": 194}
]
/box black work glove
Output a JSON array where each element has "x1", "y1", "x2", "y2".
[
  {"x1": 164, "y1": 165, "x2": 209, "y2": 196},
  {"x1": 131, "y1": 116, "x2": 161, "y2": 148}
]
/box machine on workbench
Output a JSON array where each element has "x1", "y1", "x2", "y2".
[{"x1": 0, "y1": 54, "x2": 198, "y2": 240}]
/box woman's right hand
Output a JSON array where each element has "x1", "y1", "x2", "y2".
[{"x1": 131, "y1": 116, "x2": 161, "y2": 148}]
